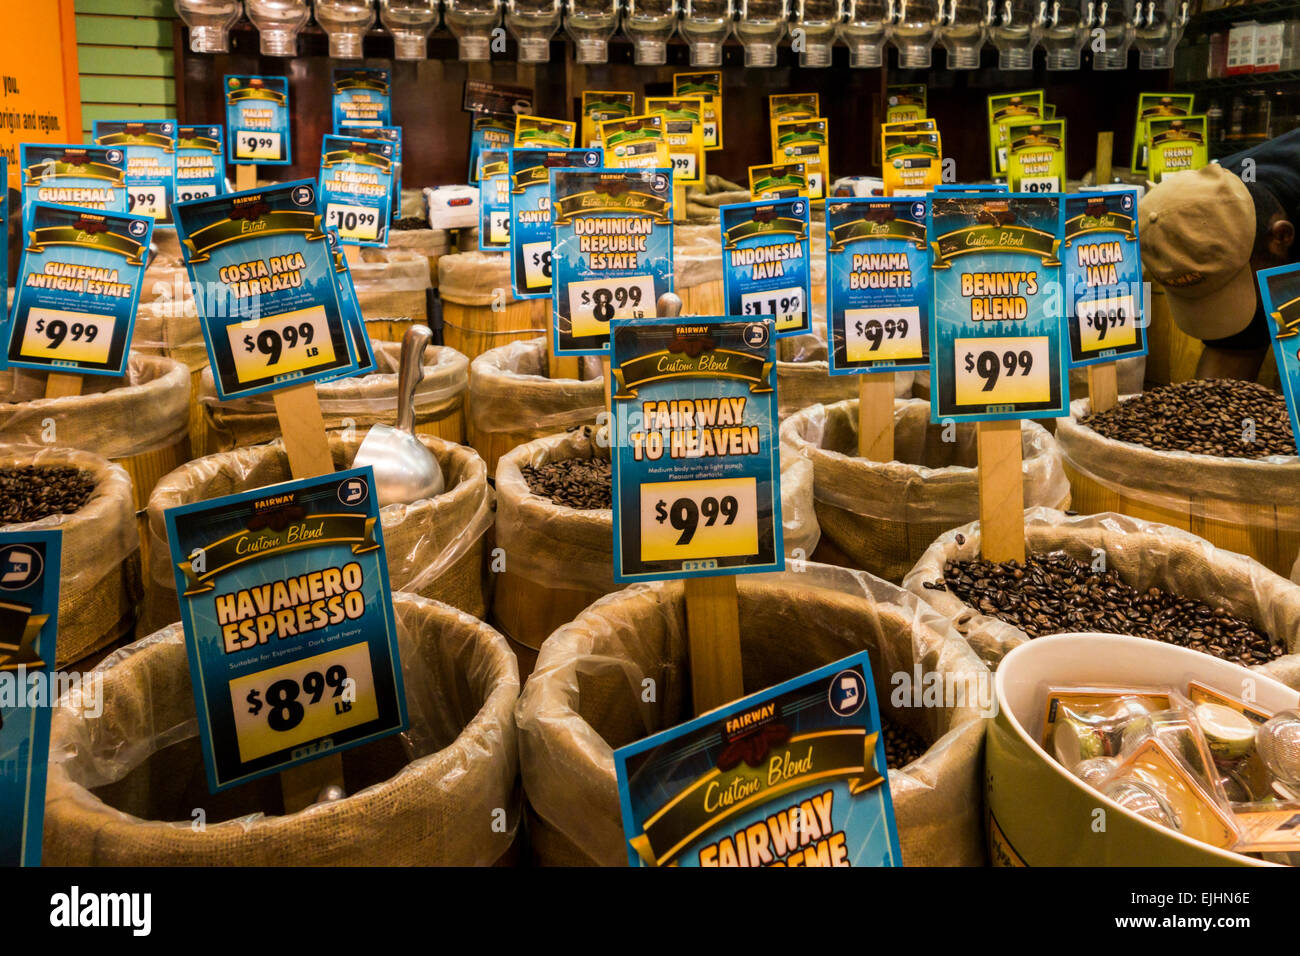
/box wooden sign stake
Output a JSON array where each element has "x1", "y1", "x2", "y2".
[
  {"x1": 235, "y1": 163, "x2": 257, "y2": 192},
  {"x1": 1087, "y1": 131, "x2": 1120, "y2": 414},
  {"x1": 44, "y1": 372, "x2": 84, "y2": 399},
  {"x1": 976, "y1": 419, "x2": 1026, "y2": 564},
  {"x1": 271, "y1": 380, "x2": 345, "y2": 811},
  {"x1": 857, "y1": 372, "x2": 895, "y2": 461}
]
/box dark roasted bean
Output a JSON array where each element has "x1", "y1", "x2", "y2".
[
  {"x1": 934, "y1": 552, "x2": 1282, "y2": 669},
  {"x1": 0, "y1": 466, "x2": 95, "y2": 525},
  {"x1": 521, "y1": 457, "x2": 612, "y2": 510},
  {"x1": 882, "y1": 717, "x2": 928, "y2": 769}
]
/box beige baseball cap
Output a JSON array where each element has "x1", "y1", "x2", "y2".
[{"x1": 1139, "y1": 163, "x2": 1258, "y2": 341}]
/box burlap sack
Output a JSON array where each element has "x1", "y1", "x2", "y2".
[
  {"x1": 438, "y1": 250, "x2": 520, "y2": 308},
  {"x1": 358, "y1": 227, "x2": 452, "y2": 287},
  {"x1": 1055, "y1": 395, "x2": 1300, "y2": 577},
  {"x1": 437, "y1": 251, "x2": 550, "y2": 362},
  {"x1": 901, "y1": 507, "x2": 1300, "y2": 690},
  {"x1": 781, "y1": 398, "x2": 1071, "y2": 583},
  {"x1": 776, "y1": 329, "x2": 915, "y2": 420},
  {"x1": 141, "y1": 433, "x2": 492, "y2": 635},
  {"x1": 517, "y1": 563, "x2": 990, "y2": 866},
  {"x1": 43, "y1": 592, "x2": 520, "y2": 866},
  {"x1": 201, "y1": 340, "x2": 468, "y2": 453},
  {"x1": 468, "y1": 336, "x2": 604, "y2": 475},
  {"x1": 0, "y1": 353, "x2": 189, "y2": 463},
  {"x1": 0, "y1": 445, "x2": 141, "y2": 666},
  {"x1": 491, "y1": 427, "x2": 822, "y2": 652},
  {"x1": 346, "y1": 248, "x2": 431, "y2": 320}
]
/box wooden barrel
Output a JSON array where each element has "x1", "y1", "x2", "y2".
[
  {"x1": 438, "y1": 251, "x2": 549, "y2": 363},
  {"x1": 346, "y1": 247, "x2": 431, "y2": 322},
  {"x1": 1056, "y1": 396, "x2": 1300, "y2": 578},
  {"x1": 384, "y1": 227, "x2": 452, "y2": 287}
]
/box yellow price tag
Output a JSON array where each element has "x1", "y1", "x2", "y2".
[
  {"x1": 19, "y1": 308, "x2": 115, "y2": 366},
  {"x1": 568, "y1": 275, "x2": 655, "y2": 339},
  {"x1": 324, "y1": 201, "x2": 382, "y2": 243},
  {"x1": 1078, "y1": 294, "x2": 1138, "y2": 352},
  {"x1": 639, "y1": 476, "x2": 759, "y2": 563},
  {"x1": 235, "y1": 129, "x2": 282, "y2": 161},
  {"x1": 226, "y1": 306, "x2": 337, "y2": 384},
  {"x1": 954, "y1": 335, "x2": 1051, "y2": 407},
  {"x1": 844, "y1": 306, "x2": 924, "y2": 364},
  {"x1": 228, "y1": 641, "x2": 379, "y2": 763}
]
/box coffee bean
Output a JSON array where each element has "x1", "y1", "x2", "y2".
[
  {"x1": 883, "y1": 717, "x2": 927, "y2": 769},
  {"x1": 1081, "y1": 379, "x2": 1295, "y2": 459},
  {"x1": 392, "y1": 216, "x2": 428, "y2": 231},
  {"x1": 521, "y1": 457, "x2": 612, "y2": 510},
  {"x1": 932, "y1": 552, "x2": 1283, "y2": 669},
  {"x1": 0, "y1": 466, "x2": 95, "y2": 525}
]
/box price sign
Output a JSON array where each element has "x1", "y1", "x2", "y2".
[
  {"x1": 319, "y1": 134, "x2": 395, "y2": 247},
  {"x1": 826, "y1": 197, "x2": 930, "y2": 374},
  {"x1": 773, "y1": 118, "x2": 828, "y2": 201},
  {"x1": 19, "y1": 310, "x2": 115, "y2": 366},
  {"x1": 954, "y1": 336, "x2": 1051, "y2": 406},
  {"x1": 225, "y1": 75, "x2": 291, "y2": 166},
  {"x1": 6, "y1": 202, "x2": 152, "y2": 376},
  {"x1": 0, "y1": 529, "x2": 61, "y2": 867},
  {"x1": 582, "y1": 91, "x2": 636, "y2": 151},
  {"x1": 332, "y1": 67, "x2": 391, "y2": 131},
  {"x1": 227, "y1": 307, "x2": 335, "y2": 382},
  {"x1": 640, "y1": 477, "x2": 758, "y2": 563},
  {"x1": 674, "y1": 72, "x2": 723, "y2": 150},
  {"x1": 510, "y1": 147, "x2": 602, "y2": 299},
  {"x1": 614, "y1": 651, "x2": 901, "y2": 867},
  {"x1": 928, "y1": 194, "x2": 1068, "y2": 421},
  {"x1": 325, "y1": 226, "x2": 377, "y2": 379},
  {"x1": 93, "y1": 120, "x2": 178, "y2": 227},
  {"x1": 1258, "y1": 262, "x2": 1300, "y2": 447},
  {"x1": 175, "y1": 179, "x2": 359, "y2": 400},
  {"x1": 20, "y1": 143, "x2": 128, "y2": 232},
  {"x1": 164, "y1": 468, "x2": 404, "y2": 792},
  {"x1": 325, "y1": 202, "x2": 382, "y2": 242},
  {"x1": 1006, "y1": 118, "x2": 1066, "y2": 196},
  {"x1": 721, "y1": 197, "x2": 812, "y2": 338},
  {"x1": 1064, "y1": 190, "x2": 1145, "y2": 367},
  {"x1": 178, "y1": 125, "x2": 227, "y2": 203},
  {"x1": 611, "y1": 315, "x2": 782, "y2": 582},
  {"x1": 230, "y1": 642, "x2": 379, "y2": 763},
  {"x1": 646, "y1": 97, "x2": 705, "y2": 187},
  {"x1": 987, "y1": 90, "x2": 1043, "y2": 178},
  {"x1": 551, "y1": 167, "x2": 673, "y2": 354},
  {"x1": 477, "y1": 149, "x2": 511, "y2": 251}
]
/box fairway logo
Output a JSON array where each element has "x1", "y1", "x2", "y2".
[{"x1": 49, "y1": 887, "x2": 151, "y2": 936}]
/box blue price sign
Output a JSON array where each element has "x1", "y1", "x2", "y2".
[
  {"x1": 92, "y1": 119, "x2": 178, "y2": 227},
  {"x1": 20, "y1": 144, "x2": 127, "y2": 232},
  {"x1": 720, "y1": 198, "x2": 812, "y2": 338},
  {"x1": 164, "y1": 468, "x2": 404, "y2": 792},
  {"x1": 551, "y1": 167, "x2": 674, "y2": 355},
  {"x1": 826, "y1": 197, "x2": 930, "y2": 374},
  {"x1": 1259, "y1": 262, "x2": 1300, "y2": 446},
  {"x1": 0, "y1": 528, "x2": 61, "y2": 867},
  {"x1": 615, "y1": 651, "x2": 901, "y2": 867},
  {"x1": 1063, "y1": 189, "x2": 1146, "y2": 367},
  {"x1": 610, "y1": 315, "x2": 783, "y2": 582},
  {"x1": 319, "y1": 134, "x2": 396, "y2": 247},
  {"x1": 928, "y1": 193, "x2": 1069, "y2": 422},
  {"x1": 332, "y1": 67, "x2": 391, "y2": 131},
  {"x1": 225, "y1": 75, "x2": 292, "y2": 166},
  {"x1": 7, "y1": 202, "x2": 153, "y2": 376},
  {"x1": 176, "y1": 125, "x2": 228, "y2": 203},
  {"x1": 508, "y1": 147, "x2": 601, "y2": 300}
]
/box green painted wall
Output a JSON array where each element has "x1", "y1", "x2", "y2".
[{"x1": 75, "y1": 0, "x2": 177, "y2": 140}]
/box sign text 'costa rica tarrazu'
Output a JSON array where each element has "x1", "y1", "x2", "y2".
[
  {"x1": 176, "y1": 125, "x2": 227, "y2": 203},
  {"x1": 0, "y1": 528, "x2": 61, "y2": 867},
  {"x1": 551, "y1": 167, "x2": 674, "y2": 355},
  {"x1": 165, "y1": 468, "x2": 405, "y2": 792},
  {"x1": 5, "y1": 203, "x2": 152, "y2": 376},
  {"x1": 225, "y1": 75, "x2": 292, "y2": 166},
  {"x1": 928, "y1": 194, "x2": 1069, "y2": 422},
  {"x1": 611, "y1": 316, "x2": 783, "y2": 583},
  {"x1": 826, "y1": 197, "x2": 930, "y2": 375},
  {"x1": 20, "y1": 144, "x2": 127, "y2": 232},
  {"x1": 615, "y1": 652, "x2": 902, "y2": 867},
  {"x1": 92, "y1": 120, "x2": 178, "y2": 227},
  {"x1": 720, "y1": 198, "x2": 813, "y2": 338},
  {"x1": 318, "y1": 134, "x2": 396, "y2": 247},
  {"x1": 1064, "y1": 190, "x2": 1146, "y2": 368},
  {"x1": 509, "y1": 147, "x2": 602, "y2": 300},
  {"x1": 174, "y1": 180, "x2": 360, "y2": 401}
]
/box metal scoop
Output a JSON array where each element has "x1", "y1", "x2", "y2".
[
  {"x1": 353, "y1": 325, "x2": 444, "y2": 506},
  {"x1": 657, "y1": 291, "x2": 683, "y2": 319}
]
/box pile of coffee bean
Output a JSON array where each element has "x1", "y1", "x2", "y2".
[
  {"x1": 392, "y1": 216, "x2": 427, "y2": 231},
  {"x1": 1081, "y1": 379, "x2": 1295, "y2": 459},
  {"x1": 924, "y1": 552, "x2": 1284, "y2": 668},
  {"x1": 883, "y1": 717, "x2": 928, "y2": 769},
  {"x1": 520, "y1": 457, "x2": 612, "y2": 510},
  {"x1": 0, "y1": 466, "x2": 95, "y2": 524}
]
